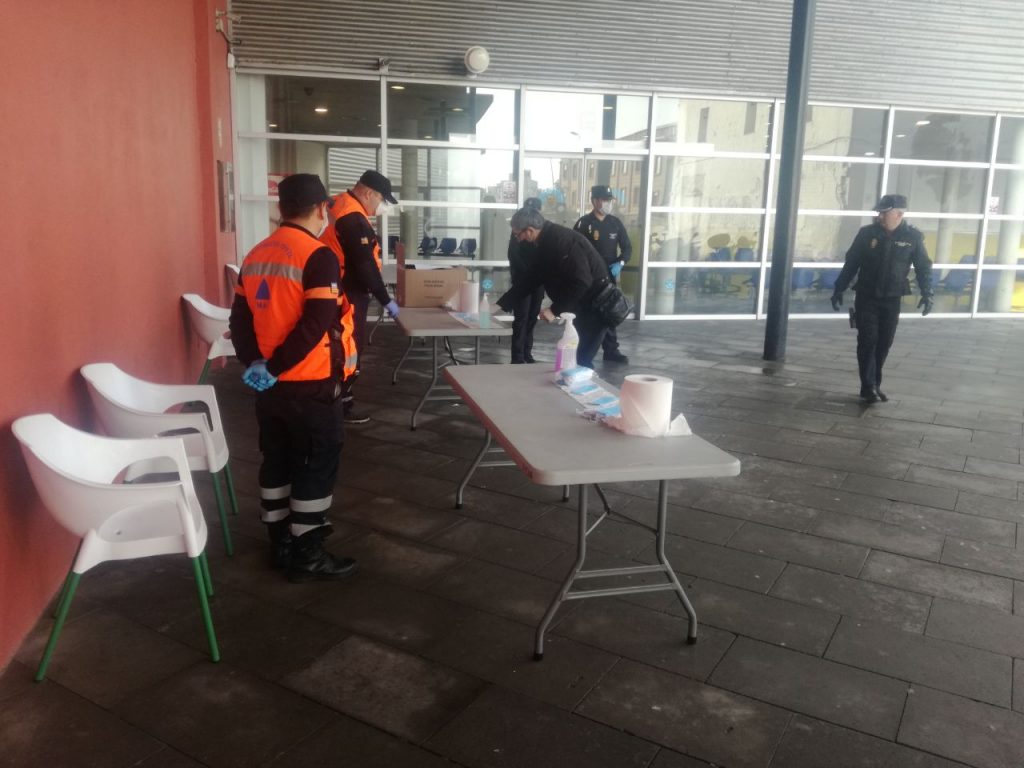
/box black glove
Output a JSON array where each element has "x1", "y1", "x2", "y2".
[
  {"x1": 830, "y1": 292, "x2": 843, "y2": 312},
  {"x1": 918, "y1": 295, "x2": 934, "y2": 316}
]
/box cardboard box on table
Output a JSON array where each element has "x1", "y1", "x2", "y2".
[{"x1": 396, "y1": 264, "x2": 469, "y2": 307}]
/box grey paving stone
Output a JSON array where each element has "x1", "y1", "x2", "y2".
[
  {"x1": 942, "y1": 538, "x2": 1024, "y2": 580},
  {"x1": 134, "y1": 747, "x2": 208, "y2": 768},
  {"x1": 524, "y1": 506, "x2": 658, "y2": 558},
  {"x1": 726, "y1": 521, "x2": 870, "y2": 576},
  {"x1": 0, "y1": 674, "x2": 163, "y2": 768},
  {"x1": 830, "y1": 423, "x2": 928, "y2": 448},
  {"x1": 965, "y1": 456, "x2": 1024, "y2": 484},
  {"x1": 770, "y1": 564, "x2": 932, "y2": 633},
  {"x1": 442, "y1": 484, "x2": 557, "y2": 529},
  {"x1": 1016, "y1": 660, "x2": 1023, "y2": 715},
  {"x1": 774, "y1": 428, "x2": 870, "y2": 455},
  {"x1": 422, "y1": 607, "x2": 618, "y2": 710},
  {"x1": 118, "y1": 662, "x2": 334, "y2": 768},
  {"x1": 426, "y1": 558, "x2": 563, "y2": 625},
  {"x1": 926, "y1": 597, "x2": 1024, "y2": 657},
  {"x1": 861, "y1": 551, "x2": 1014, "y2": 611},
  {"x1": 553, "y1": 598, "x2": 733, "y2": 680},
  {"x1": 841, "y1": 472, "x2": 959, "y2": 510},
  {"x1": 649, "y1": 750, "x2": 718, "y2": 768},
  {"x1": 810, "y1": 509, "x2": 945, "y2": 560},
  {"x1": 427, "y1": 685, "x2": 658, "y2": 768},
  {"x1": 955, "y1": 491, "x2": 1024, "y2": 523},
  {"x1": 266, "y1": 715, "x2": 456, "y2": 768},
  {"x1": 657, "y1": 534, "x2": 786, "y2": 593},
  {"x1": 427, "y1": 518, "x2": 569, "y2": 573},
  {"x1": 899, "y1": 685, "x2": 1024, "y2": 768},
  {"x1": 826, "y1": 616, "x2": 1011, "y2": 707},
  {"x1": 801, "y1": 447, "x2": 913, "y2": 480},
  {"x1": 906, "y1": 464, "x2": 1020, "y2": 501},
  {"x1": 284, "y1": 635, "x2": 485, "y2": 743},
  {"x1": 864, "y1": 441, "x2": 968, "y2": 472},
  {"x1": 709, "y1": 637, "x2": 909, "y2": 739},
  {"x1": 885, "y1": 502, "x2": 1017, "y2": 547},
  {"x1": 703, "y1": 433, "x2": 812, "y2": 463},
  {"x1": 770, "y1": 714, "x2": 968, "y2": 768},
  {"x1": 729, "y1": 453, "x2": 847, "y2": 489},
  {"x1": 768, "y1": 478, "x2": 895, "y2": 520},
  {"x1": 659, "y1": 574, "x2": 840, "y2": 655},
  {"x1": 335, "y1": 494, "x2": 464, "y2": 540},
  {"x1": 693, "y1": 488, "x2": 822, "y2": 532},
  {"x1": 339, "y1": 530, "x2": 463, "y2": 587},
  {"x1": 934, "y1": 412, "x2": 1024, "y2": 435},
  {"x1": 577, "y1": 658, "x2": 791, "y2": 768}
]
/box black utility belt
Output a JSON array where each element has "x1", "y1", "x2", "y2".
[{"x1": 265, "y1": 378, "x2": 343, "y2": 402}]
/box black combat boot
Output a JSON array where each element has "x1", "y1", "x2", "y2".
[
  {"x1": 288, "y1": 529, "x2": 359, "y2": 583},
  {"x1": 266, "y1": 520, "x2": 292, "y2": 570}
]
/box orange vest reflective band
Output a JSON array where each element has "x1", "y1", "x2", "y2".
[
  {"x1": 321, "y1": 191, "x2": 382, "y2": 273},
  {"x1": 237, "y1": 226, "x2": 356, "y2": 382}
]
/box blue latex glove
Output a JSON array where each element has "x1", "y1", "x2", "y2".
[
  {"x1": 242, "y1": 360, "x2": 277, "y2": 391},
  {"x1": 609, "y1": 261, "x2": 623, "y2": 279},
  {"x1": 385, "y1": 300, "x2": 400, "y2": 317}
]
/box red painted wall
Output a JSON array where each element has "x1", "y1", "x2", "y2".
[{"x1": 0, "y1": 0, "x2": 235, "y2": 667}]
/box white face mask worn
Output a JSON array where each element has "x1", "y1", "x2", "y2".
[
  {"x1": 377, "y1": 201, "x2": 395, "y2": 216},
  {"x1": 316, "y1": 206, "x2": 330, "y2": 238},
  {"x1": 598, "y1": 201, "x2": 613, "y2": 216}
]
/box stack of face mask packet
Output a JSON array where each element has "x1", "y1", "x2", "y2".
[{"x1": 553, "y1": 366, "x2": 622, "y2": 419}]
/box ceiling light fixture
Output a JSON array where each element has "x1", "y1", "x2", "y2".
[
  {"x1": 268, "y1": 123, "x2": 278, "y2": 128},
  {"x1": 915, "y1": 119, "x2": 930, "y2": 126},
  {"x1": 390, "y1": 84, "x2": 405, "y2": 90},
  {"x1": 314, "y1": 106, "x2": 328, "y2": 114},
  {"x1": 464, "y1": 46, "x2": 490, "y2": 77},
  {"x1": 895, "y1": 133, "x2": 906, "y2": 138}
]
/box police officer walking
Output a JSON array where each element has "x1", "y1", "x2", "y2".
[
  {"x1": 497, "y1": 207, "x2": 611, "y2": 369},
  {"x1": 230, "y1": 173, "x2": 360, "y2": 582},
  {"x1": 507, "y1": 196, "x2": 545, "y2": 364},
  {"x1": 831, "y1": 193, "x2": 933, "y2": 403},
  {"x1": 574, "y1": 185, "x2": 632, "y2": 364},
  {"x1": 321, "y1": 170, "x2": 401, "y2": 424}
]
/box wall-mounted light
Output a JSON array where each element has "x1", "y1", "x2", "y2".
[{"x1": 464, "y1": 46, "x2": 490, "y2": 77}]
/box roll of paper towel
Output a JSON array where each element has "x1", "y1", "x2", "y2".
[
  {"x1": 459, "y1": 281, "x2": 480, "y2": 315},
  {"x1": 619, "y1": 374, "x2": 673, "y2": 435}
]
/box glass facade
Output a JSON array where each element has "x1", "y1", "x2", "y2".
[{"x1": 234, "y1": 73, "x2": 1024, "y2": 318}]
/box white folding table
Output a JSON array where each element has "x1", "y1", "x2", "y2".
[
  {"x1": 443, "y1": 364, "x2": 741, "y2": 659},
  {"x1": 391, "y1": 308, "x2": 512, "y2": 430}
]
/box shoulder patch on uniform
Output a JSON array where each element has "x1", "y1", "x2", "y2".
[
  {"x1": 330, "y1": 282, "x2": 339, "y2": 295},
  {"x1": 870, "y1": 238, "x2": 878, "y2": 249},
  {"x1": 360, "y1": 237, "x2": 369, "y2": 245}
]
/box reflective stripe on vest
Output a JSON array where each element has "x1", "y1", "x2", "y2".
[
  {"x1": 238, "y1": 226, "x2": 339, "y2": 382},
  {"x1": 321, "y1": 191, "x2": 382, "y2": 273}
]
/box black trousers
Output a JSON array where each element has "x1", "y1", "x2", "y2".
[
  {"x1": 256, "y1": 382, "x2": 345, "y2": 536},
  {"x1": 510, "y1": 287, "x2": 543, "y2": 362},
  {"x1": 854, "y1": 293, "x2": 902, "y2": 392},
  {"x1": 574, "y1": 310, "x2": 609, "y2": 369},
  {"x1": 601, "y1": 275, "x2": 621, "y2": 355}
]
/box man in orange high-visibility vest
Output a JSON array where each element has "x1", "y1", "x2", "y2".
[{"x1": 230, "y1": 173, "x2": 360, "y2": 583}]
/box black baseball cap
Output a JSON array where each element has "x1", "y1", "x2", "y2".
[
  {"x1": 358, "y1": 170, "x2": 398, "y2": 204},
  {"x1": 874, "y1": 194, "x2": 908, "y2": 212},
  {"x1": 278, "y1": 174, "x2": 331, "y2": 208},
  {"x1": 591, "y1": 185, "x2": 615, "y2": 200},
  {"x1": 523, "y1": 196, "x2": 542, "y2": 211}
]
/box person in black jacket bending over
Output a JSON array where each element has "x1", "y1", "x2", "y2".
[
  {"x1": 507, "y1": 197, "x2": 545, "y2": 363},
  {"x1": 831, "y1": 193, "x2": 933, "y2": 404},
  {"x1": 497, "y1": 207, "x2": 611, "y2": 369},
  {"x1": 574, "y1": 185, "x2": 632, "y2": 364}
]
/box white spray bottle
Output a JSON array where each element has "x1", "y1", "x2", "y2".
[
  {"x1": 478, "y1": 292, "x2": 491, "y2": 329},
  {"x1": 555, "y1": 313, "x2": 578, "y2": 371}
]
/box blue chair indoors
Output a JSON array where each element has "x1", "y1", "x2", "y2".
[
  {"x1": 418, "y1": 236, "x2": 437, "y2": 255},
  {"x1": 791, "y1": 268, "x2": 815, "y2": 299},
  {"x1": 437, "y1": 237, "x2": 457, "y2": 256},
  {"x1": 938, "y1": 255, "x2": 976, "y2": 305},
  {"x1": 457, "y1": 238, "x2": 477, "y2": 257},
  {"x1": 735, "y1": 247, "x2": 759, "y2": 298}
]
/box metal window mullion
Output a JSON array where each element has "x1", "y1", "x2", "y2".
[
  {"x1": 880, "y1": 106, "x2": 894, "y2": 195},
  {"x1": 972, "y1": 115, "x2": 1004, "y2": 315},
  {"x1": 639, "y1": 94, "x2": 657, "y2": 319}
]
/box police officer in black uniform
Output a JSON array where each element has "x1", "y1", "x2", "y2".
[
  {"x1": 507, "y1": 197, "x2": 545, "y2": 364},
  {"x1": 574, "y1": 185, "x2": 632, "y2": 363},
  {"x1": 831, "y1": 194, "x2": 933, "y2": 404},
  {"x1": 498, "y1": 207, "x2": 610, "y2": 369}
]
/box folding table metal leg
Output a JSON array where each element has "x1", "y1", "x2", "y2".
[
  {"x1": 534, "y1": 484, "x2": 589, "y2": 660},
  {"x1": 456, "y1": 431, "x2": 491, "y2": 509},
  {"x1": 410, "y1": 337, "x2": 438, "y2": 430},
  {"x1": 656, "y1": 479, "x2": 698, "y2": 643},
  {"x1": 392, "y1": 337, "x2": 415, "y2": 384}
]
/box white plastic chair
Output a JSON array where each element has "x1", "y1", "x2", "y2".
[
  {"x1": 80, "y1": 362, "x2": 237, "y2": 556},
  {"x1": 12, "y1": 414, "x2": 220, "y2": 681},
  {"x1": 182, "y1": 293, "x2": 234, "y2": 383},
  {"x1": 224, "y1": 262, "x2": 241, "y2": 304}
]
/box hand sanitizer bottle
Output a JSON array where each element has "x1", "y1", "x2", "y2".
[
  {"x1": 554, "y1": 313, "x2": 577, "y2": 371},
  {"x1": 478, "y1": 292, "x2": 491, "y2": 328}
]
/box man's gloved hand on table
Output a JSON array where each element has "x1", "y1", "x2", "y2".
[
  {"x1": 242, "y1": 359, "x2": 277, "y2": 392},
  {"x1": 830, "y1": 291, "x2": 843, "y2": 312},
  {"x1": 918, "y1": 295, "x2": 934, "y2": 316},
  {"x1": 609, "y1": 261, "x2": 623, "y2": 279},
  {"x1": 385, "y1": 300, "x2": 400, "y2": 318}
]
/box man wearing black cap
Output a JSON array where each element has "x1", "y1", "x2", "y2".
[
  {"x1": 507, "y1": 196, "x2": 544, "y2": 363},
  {"x1": 230, "y1": 173, "x2": 360, "y2": 582},
  {"x1": 574, "y1": 186, "x2": 632, "y2": 364},
  {"x1": 831, "y1": 193, "x2": 933, "y2": 404},
  {"x1": 321, "y1": 170, "x2": 400, "y2": 424}
]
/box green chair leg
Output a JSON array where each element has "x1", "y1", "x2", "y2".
[
  {"x1": 191, "y1": 557, "x2": 220, "y2": 663},
  {"x1": 210, "y1": 471, "x2": 233, "y2": 557},
  {"x1": 36, "y1": 571, "x2": 80, "y2": 682},
  {"x1": 199, "y1": 550, "x2": 214, "y2": 598},
  {"x1": 223, "y1": 461, "x2": 239, "y2": 516},
  {"x1": 198, "y1": 359, "x2": 212, "y2": 384},
  {"x1": 52, "y1": 546, "x2": 81, "y2": 618}
]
